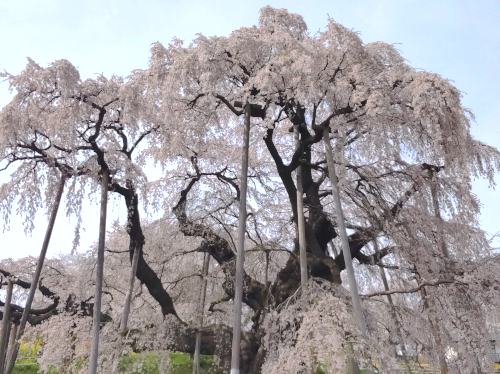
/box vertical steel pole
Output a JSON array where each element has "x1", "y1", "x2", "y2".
[
  {"x1": 5, "y1": 175, "x2": 66, "y2": 374},
  {"x1": 89, "y1": 169, "x2": 109, "y2": 374},
  {"x1": 323, "y1": 127, "x2": 367, "y2": 337},
  {"x1": 193, "y1": 252, "x2": 210, "y2": 374},
  {"x1": 0, "y1": 280, "x2": 13, "y2": 374},
  {"x1": 230, "y1": 103, "x2": 251, "y2": 374},
  {"x1": 294, "y1": 126, "x2": 308, "y2": 286}
]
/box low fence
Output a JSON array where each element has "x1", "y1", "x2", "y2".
[{"x1": 15, "y1": 355, "x2": 38, "y2": 366}]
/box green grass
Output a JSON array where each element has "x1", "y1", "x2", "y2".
[
  {"x1": 11, "y1": 352, "x2": 223, "y2": 374},
  {"x1": 11, "y1": 364, "x2": 40, "y2": 374},
  {"x1": 7, "y1": 361, "x2": 376, "y2": 374},
  {"x1": 119, "y1": 351, "x2": 216, "y2": 373}
]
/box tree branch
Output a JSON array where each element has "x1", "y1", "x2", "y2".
[{"x1": 362, "y1": 279, "x2": 455, "y2": 298}]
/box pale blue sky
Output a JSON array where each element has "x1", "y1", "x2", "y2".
[{"x1": 0, "y1": 0, "x2": 499, "y2": 259}]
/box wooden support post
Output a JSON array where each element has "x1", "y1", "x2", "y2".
[
  {"x1": 5, "y1": 175, "x2": 66, "y2": 374},
  {"x1": 323, "y1": 128, "x2": 364, "y2": 373},
  {"x1": 0, "y1": 280, "x2": 13, "y2": 374},
  {"x1": 230, "y1": 103, "x2": 251, "y2": 374},
  {"x1": 322, "y1": 127, "x2": 367, "y2": 337},
  {"x1": 347, "y1": 349, "x2": 361, "y2": 374},
  {"x1": 0, "y1": 323, "x2": 11, "y2": 374},
  {"x1": 329, "y1": 241, "x2": 339, "y2": 257},
  {"x1": 4, "y1": 325, "x2": 16, "y2": 373},
  {"x1": 428, "y1": 177, "x2": 449, "y2": 374},
  {"x1": 193, "y1": 252, "x2": 210, "y2": 374},
  {"x1": 89, "y1": 169, "x2": 109, "y2": 374},
  {"x1": 294, "y1": 125, "x2": 308, "y2": 286},
  {"x1": 119, "y1": 245, "x2": 141, "y2": 334},
  {"x1": 373, "y1": 241, "x2": 411, "y2": 370},
  {"x1": 430, "y1": 176, "x2": 449, "y2": 258}
]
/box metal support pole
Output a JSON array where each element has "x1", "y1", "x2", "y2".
[
  {"x1": 89, "y1": 169, "x2": 109, "y2": 374},
  {"x1": 5, "y1": 175, "x2": 66, "y2": 374},
  {"x1": 193, "y1": 252, "x2": 210, "y2": 374},
  {"x1": 322, "y1": 127, "x2": 367, "y2": 337},
  {"x1": 0, "y1": 280, "x2": 13, "y2": 374},
  {"x1": 230, "y1": 103, "x2": 251, "y2": 374},
  {"x1": 294, "y1": 125, "x2": 308, "y2": 286}
]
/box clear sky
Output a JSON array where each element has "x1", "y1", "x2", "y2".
[{"x1": 0, "y1": 0, "x2": 499, "y2": 259}]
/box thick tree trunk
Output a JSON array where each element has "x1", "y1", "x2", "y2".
[
  {"x1": 89, "y1": 169, "x2": 109, "y2": 374},
  {"x1": 5, "y1": 175, "x2": 66, "y2": 374},
  {"x1": 231, "y1": 103, "x2": 251, "y2": 374},
  {"x1": 0, "y1": 280, "x2": 13, "y2": 374},
  {"x1": 166, "y1": 120, "x2": 433, "y2": 373},
  {"x1": 193, "y1": 252, "x2": 210, "y2": 374}
]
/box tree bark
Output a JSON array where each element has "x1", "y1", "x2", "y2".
[
  {"x1": 89, "y1": 169, "x2": 109, "y2": 374},
  {"x1": 5, "y1": 175, "x2": 66, "y2": 374},
  {"x1": 193, "y1": 252, "x2": 210, "y2": 374},
  {"x1": 0, "y1": 280, "x2": 13, "y2": 374},
  {"x1": 111, "y1": 179, "x2": 180, "y2": 318},
  {"x1": 231, "y1": 103, "x2": 251, "y2": 374}
]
